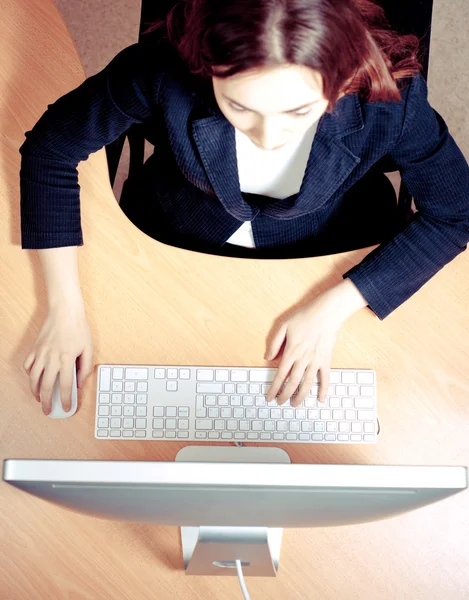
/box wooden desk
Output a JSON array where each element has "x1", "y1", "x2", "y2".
[{"x1": 1, "y1": 0, "x2": 468, "y2": 598}]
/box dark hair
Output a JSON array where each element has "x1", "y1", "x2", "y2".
[{"x1": 144, "y1": 0, "x2": 422, "y2": 109}]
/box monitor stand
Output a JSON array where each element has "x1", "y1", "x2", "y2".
[{"x1": 175, "y1": 445, "x2": 291, "y2": 577}]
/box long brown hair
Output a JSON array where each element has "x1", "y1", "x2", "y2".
[{"x1": 144, "y1": 0, "x2": 422, "y2": 109}]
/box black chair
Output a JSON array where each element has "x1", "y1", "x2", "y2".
[{"x1": 105, "y1": 0, "x2": 434, "y2": 227}]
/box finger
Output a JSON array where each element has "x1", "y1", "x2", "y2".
[
  {"x1": 277, "y1": 360, "x2": 308, "y2": 405},
  {"x1": 266, "y1": 357, "x2": 294, "y2": 403},
  {"x1": 29, "y1": 360, "x2": 45, "y2": 399},
  {"x1": 266, "y1": 323, "x2": 287, "y2": 361},
  {"x1": 293, "y1": 363, "x2": 319, "y2": 407},
  {"x1": 318, "y1": 366, "x2": 331, "y2": 404},
  {"x1": 23, "y1": 351, "x2": 36, "y2": 373},
  {"x1": 77, "y1": 343, "x2": 94, "y2": 388},
  {"x1": 59, "y1": 363, "x2": 75, "y2": 412},
  {"x1": 39, "y1": 362, "x2": 60, "y2": 416}
]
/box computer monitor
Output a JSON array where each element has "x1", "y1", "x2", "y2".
[{"x1": 3, "y1": 446, "x2": 467, "y2": 579}]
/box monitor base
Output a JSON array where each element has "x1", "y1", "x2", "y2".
[{"x1": 175, "y1": 445, "x2": 290, "y2": 577}]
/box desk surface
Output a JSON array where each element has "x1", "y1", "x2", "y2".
[{"x1": 1, "y1": 0, "x2": 469, "y2": 598}]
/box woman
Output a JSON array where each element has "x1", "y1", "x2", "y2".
[{"x1": 21, "y1": 0, "x2": 469, "y2": 415}]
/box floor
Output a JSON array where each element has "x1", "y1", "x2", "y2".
[{"x1": 53, "y1": 0, "x2": 469, "y2": 201}]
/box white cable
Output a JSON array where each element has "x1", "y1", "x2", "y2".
[{"x1": 235, "y1": 560, "x2": 251, "y2": 600}]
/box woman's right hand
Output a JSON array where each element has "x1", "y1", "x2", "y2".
[{"x1": 23, "y1": 304, "x2": 94, "y2": 416}]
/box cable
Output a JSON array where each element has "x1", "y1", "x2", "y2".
[{"x1": 235, "y1": 560, "x2": 251, "y2": 600}]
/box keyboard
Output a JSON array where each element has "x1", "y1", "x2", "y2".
[{"x1": 94, "y1": 365, "x2": 377, "y2": 444}]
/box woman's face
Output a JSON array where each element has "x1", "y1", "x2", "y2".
[{"x1": 212, "y1": 64, "x2": 328, "y2": 151}]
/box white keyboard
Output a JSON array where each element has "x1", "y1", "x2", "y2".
[{"x1": 94, "y1": 365, "x2": 377, "y2": 444}]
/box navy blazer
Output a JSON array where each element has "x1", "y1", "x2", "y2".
[{"x1": 19, "y1": 38, "x2": 469, "y2": 319}]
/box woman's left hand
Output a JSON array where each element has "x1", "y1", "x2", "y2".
[{"x1": 265, "y1": 279, "x2": 368, "y2": 407}]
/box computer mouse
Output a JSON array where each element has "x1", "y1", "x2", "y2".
[{"x1": 48, "y1": 366, "x2": 78, "y2": 419}]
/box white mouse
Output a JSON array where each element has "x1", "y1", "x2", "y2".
[{"x1": 48, "y1": 366, "x2": 78, "y2": 419}]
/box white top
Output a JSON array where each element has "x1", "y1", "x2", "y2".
[{"x1": 226, "y1": 122, "x2": 318, "y2": 248}]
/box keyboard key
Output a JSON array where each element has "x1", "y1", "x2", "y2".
[
  {"x1": 111, "y1": 394, "x2": 122, "y2": 404},
  {"x1": 209, "y1": 432, "x2": 220, "y2": 439},
  {"x1": 215, "y1": 369, "x2": 229, "y2": 381},
  {"x1": 214, "y1": 420, "x2": 225, "y2": 430},
  {"x1": 360, "y1": 386, "x2": 374, "y2": 397},
  {"x1": 124, "y1": 381, "x2": 135, "y2": 392},
  {"x1": 110, "y1": 430, "x2": 121, "y2": 437},
  {"x1": 270, "y1": 408, "x2": 281, "y2": 419},
  {"x1": 243, "y1": 396, "x2": 254, "y2": 406},
  {"x1": 308, "y1": 409, "x2": 319, "y2": 420},
  {"x1": 135, "y1": 419, "x2": 147, "y2": 429},
  {"x1": 153, "y1": 407, "x2": 164, "y2": 417},
  {"x1": 205, "y1": 396, "x2": 216, "y2": 406},
  {"x1": 254, "y1": 396, "x2": 266, "y2": 407},
  {"x1": 348, "y1": 385, "x2": 360, "y2": 396},
  {"x1": 295, "y1": 409, "x2": 306, "y2": 420},
  {"x1": 177, "y1": 419, "x2": 189, "y2": 430},
  {"x1": 276, "y1": 421, "x2": 288, "y2": 432},
  {"x1": 249, "y1": 384, "x2": 261, "y2": 394},
  {"x1": 180, "y1": 369, "x2": 190, "y2": 379},
  {"x1": 99, "y1": 393, "x2": 110, "y2": 404},
  {"x1": 111, "y1": 406, "x2": 122, "y2": 416},
  {"x1": 364, "y1": 434, "x2": 376, "y2": 442},
  {"x1": 177, "y1": 432, "x2": 189, "y2": 439},
  {"x1": 311, "y1": 385, "x2": 319, "y2": 397},
  {"x1": 154, "y1": 368, "x2": 165, "y2": 379},
  {"x1": 208, "y1": 407, "x2": 219, "y2": 418},
  {"x1": 337, "y1": 434, "x2": 349, "y2": 441},
  {"x1": 286, "y1": 434, "x2": 298, "y2": 441},
  {"x1": 351, "y1": 422, "x2": 362, "y2": 433},
  {"x1": 357, "y1": 372, "x2": 374, "y2": 384},
  {"x1": 357, "y1": 410, "x2": 374, "y2": 421},
  {"x1": 240, "y1": 421, "x2": 250, "y2": 431},
  {"x1": 225, "y1": 383, "x2": 236, "y2": 394},
  {"x1": 247, "y1": 433, "x2": 259, "y2": 440},
  {"x1": 110, "y1": 418, "x2": 121, "y2": 428},
  {"x1": 364, "y1": 422, "x2": 375, "y2": 433},
  {"x1": 326, "y1": 422, "x2": 338, "y2": 432},
  {"x1": 166, "y1": 419, "x2": 177, "y2": 430},
  {"x1": 332, "y1": 409, "x2": 344, "y2": 420},
  {"x1": 233, "y1": 408, "x2": 244, "y2": 418},
  {"x1": 283, "y1": 408, "x2": 294, "y2": 419},
  {"x1": 221, "y1": 432, "x2": 233, "y2": 439},
  {"x1": 258, "y1": 408, "x2": 269, "y2": 419},
  {"x1": 304, "y1": 397, "x2": 316, "y2": 407},
  {"x1": 125, "y1": 368, "x2": 148, "y2": 380},
  {"x1": 237, "y1": 384, "x2": 248, "y2": 394},
  {"x1": 124, "y1": 406, "x2": 135, "y2": 416},
  {"x1": 123, "y1": 418, "x2": 134, "y2": 429},
  {"x1": 325, "y1": 434, "x2": 336, "y2": 441},
  {"x1": 166, "y1": 381, "x2": 178, "y2": 392},
  {"x1": 152, "y1": 431, "x2": 164, "y2": 438},
  {"x1": 301, "y1": 421, "x2": 313, "y2": 432},
  {"x1": 245, "y1": 408, "x2": 256, "y2": 419},
  {"x1": 218, "y1": 396, "x2": 229, "y2": 406},
  {"x1": 165, "y1": 431, "x2": 176, "y2": 438},
  {"x1": 99, "y1": 367, "x2": 111, "y2": 391},
  {"x1": 355, "y1": 398, "x2": 374, "y2": 409},
  {"x1": 312, "y1": 433, "x2": 324, "y2": 441},
  {"x1": 320, "y1": 409, "x2": 331, "y2": 420},
  {"x1": 314, "y1": 422, "x2": 325, "y2": 432},
  {"x1": 339, "y1": 422, "x2": 350, "y2": 432},
  {"x1": 124, "y1": 394, "x2": 135, "y2": 404},
  {"x1": 264, "y1": 421, "x2": 275, "y2": 431},
  {"x1": 231, "y1": 370, "x2": 248, "y2": 382},
  {"x1": 261, "y1": 384, "x2": 271, "y2": 395},
  {"x1": 289, "y1": 421, "x2": 300, "y2": 432},
  {"x1": 345, "y1": 410, "x2": 356, "y2": 420},
  {"x1": 123, "y1": 431, "x2": 134, "y2": 438},
  {"x1": 179, "y1": 407, "x2": 190, "y2": 417},
  {"x1": 329, "y1": 371, "x2": 341, "y2": 383},
  {"x1": 137, "y1": 382, "x2": 148, "y2": 392},
  {"x1": 197, "y1": 369, "x2": 214, "y2": 381},
  {"x1": 249, "y1": 369, "x2": 275, "y2": 382},
  {"x1": 252, "y1": 421, "x2": 263, "y2": 431},
  {"x1": 166, "y1": 407, "x2": 177, "y2": 417},
  {"x1": 98, "y1": 406, "x2": 110, "y2": 416},
  {"x1": 299, "y1": 433, "x2": 310, "y2": 441},
  {"x1": 329, "y1": 397, "x2": 340, "y2": 408},
  {"x1": 98, "y1": 418, "x2": 109, "y2": 428},
  {"x1": 341, "y1": 371, "x2": 355, "y2": 383},
  {"x1": 135, "y1": 431, "x2": 146, "y2": 438},
  {"x1": 235, "y1": 433, "x2": 246, "y2": 440},
  {"x1": 136, "y1": 407, "x2": 147, "y2": 417},
  {"x1": 196, "y1": 419, "x2": 213, "y2": 430},
  {"x1": 167, "y1": 368, "x2": 178, "y2": 379},
  {"x1": 335, "y1": 385, "x2": 346, "y2": 395},
  {"x1": 342, "y1": 397, "x2": 354, "y2": 408},
  {"x1": 112, "y1": 381, "x2": 123, "y2": 392},
  {"x1": 112, "y1": 367, "x2": 123, "y2": 380},
  {"x1": 230, "y1": 395, "x2": 241, "y2": 406},
  {"x1": 197, "y1": 383, "x2": 223, "y2": 394},
  {"x1": 273, "y1": 433, "x2": 284, "y2": 440},
  {"x1": 260, "y1": 433, "x2": 272, "y2": 440}
]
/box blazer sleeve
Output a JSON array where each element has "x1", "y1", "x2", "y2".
[
  {"x1": 343, "y1": 74, "x2": 469, "y2": 319},
  {"x1": 19, "y1": 40, "x2": 164, "y2": 249}
]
